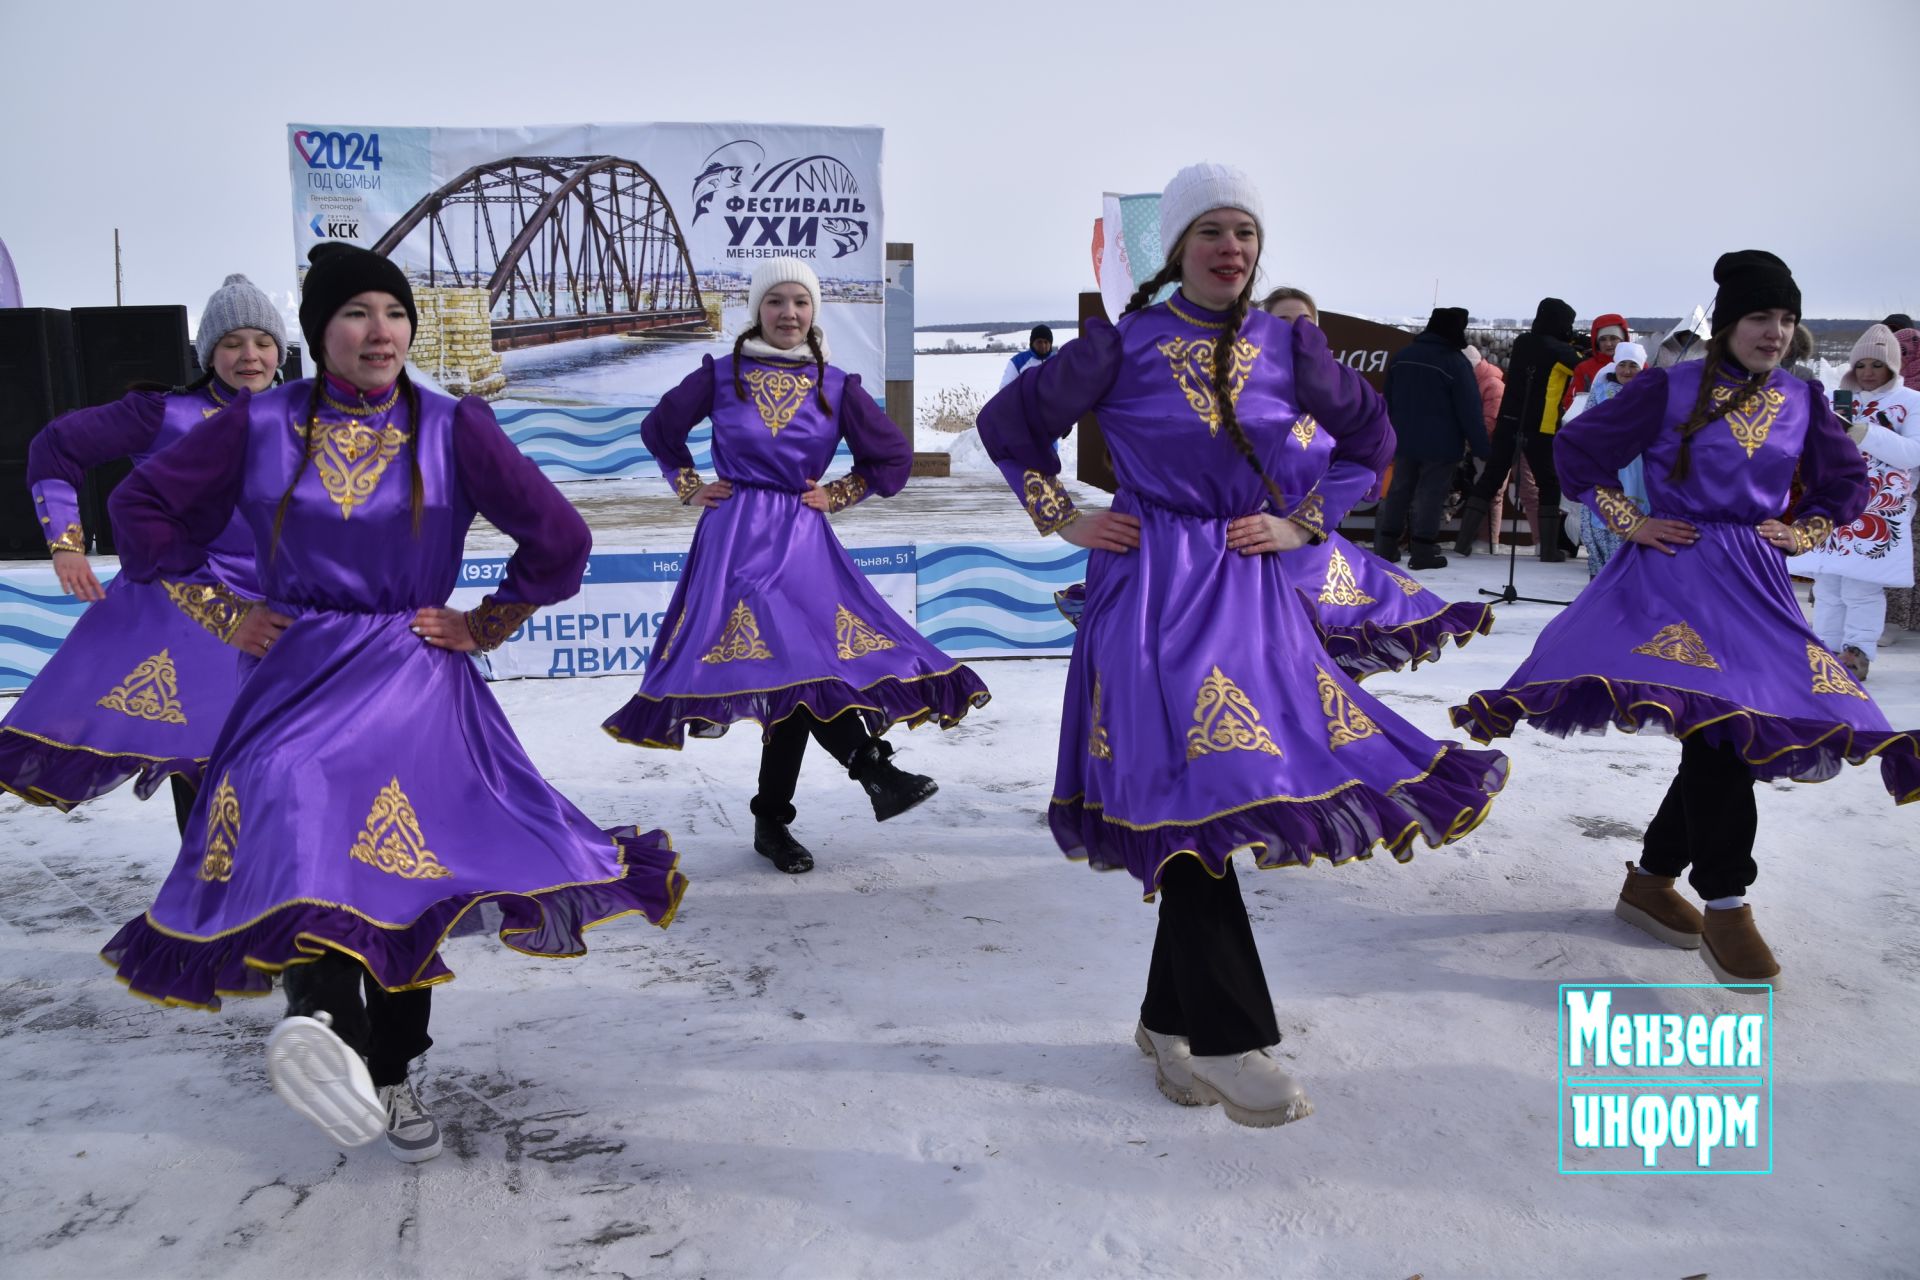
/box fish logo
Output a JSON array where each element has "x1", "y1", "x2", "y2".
[
  {"x1": 822, "y1": 217, "x2": 869, "y2": 259},
  {"x1": 690, "y1": 139, "x2": 764, "y2": 223}
]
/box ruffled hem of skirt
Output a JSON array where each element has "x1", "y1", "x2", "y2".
[
  {"x1": 99, "y1": 826, "x2": 689, "y2": 1011},
  {"x1": 1318, "y1": 600, "x2": 1496, "y2": 681},
  {"x1": 0, "y1": 727, "x2": 203, "y2": 811},
  {"x1": 601, "y1": 666, "x2": 993, "y2": 750},
  {"x1": 1448, "y1": 676, "x2": 1920, "y2": 801},
  {"x1": 1049, "y1": 742, "x2": 1511, "y2": 899}
]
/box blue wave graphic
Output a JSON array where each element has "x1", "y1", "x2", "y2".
[
  {"x1": 917, "y1": 545, "x2": 1089, "y2": 579},
  {"x1": 0, "y1": 621, "x2": 77, "y2": 648},
  {"x1": 922, "y1": 627, "x2": 1074, "y2": 651},
  {"x1": 917, "y1": 588, "x2": 1067, "y2": 618},
  {"x1": 0, "y1": 582, "x2": 92, "y2": 610},
  {"x1": 495, "y1": 406, "x2": 653, "y2": 427}
]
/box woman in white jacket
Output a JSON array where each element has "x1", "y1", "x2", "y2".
[{"x1": 1796, "y1": 324, "x2": 1920, "y2": 681}]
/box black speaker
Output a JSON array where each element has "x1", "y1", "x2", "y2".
[
  {"x1": 0, "y1": 308, "x2": 79, "y2": 558},
  {"x1": 70, "y1": 305, "x2": 192, "y2": 556}
]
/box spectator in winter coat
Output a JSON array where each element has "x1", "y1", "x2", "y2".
[
  {"x1": 999, "y1": 325, "x2": 1055, "y2": 388},
  {"x1": 1881, "y1": 313, "x2": 1913, "y2": 333},
  {"x1": 1466, "y1": 346, "x2": 1549, "y2": 554},
  {"x1": 1884, "y1": 325, "x2": 1920, "y2": 635},
  {"x1": 1375, "y1": 307, "x2": 1485, "y2": 569},
  {"x1": 1577, "y1": 341, "x2": 1648, "y2": 578},
  {"x1": 1786, "y1": 323, "x2": 1823, "y2": 387},
  {"x1": 1571, "y1": 312, "x2": 1629, "y2": 394},
  {"x1": 1454, "y1": 297, "x2": 1582, "y2": 559}
]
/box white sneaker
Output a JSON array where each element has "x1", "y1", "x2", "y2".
[
  {"x1": 378, "y1": 1080, "x2": 442, "y2": 1163},
  {"x1": 1134, "y1": 1021, "x2": 1205, "y2": 1106},
  {"x1": 1186, "y1": 1047, "x2": 1315, "y2": 1128},
  {"x1": 265, "y1": 1012, "x2": 385, "y2": 1148}
]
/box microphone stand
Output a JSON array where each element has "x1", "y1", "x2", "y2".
[{"x1": 1477, "y1": 485, "x2": 1571, "y2": 607}]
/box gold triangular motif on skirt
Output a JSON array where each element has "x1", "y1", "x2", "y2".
[
  {"x1": 349, "y1": 778, "x2": 452, "y2": 880},
  {"x1": 1807, "y1": 642, "x2": 1867, "y2": 698},
  {"x1": 1630, "y1": 622, "x2": 1721, "y2": 671},
  {"x1": 198, "y1": 773, "x2": 240, "y2": 883},
  {"x1": 1087, "y1": 672, "x2": 1113, "y2": 761},
  {"x1": 1386, "y1": 569, "x2": 1424, "y2": 597},
  {"x1": 97, "y1": 649, "x2": 188, "y2": 724},
  {"x1": 701, "y1": 600, "x2": 774, "y2": 664},
  {"x1": 1186, "y1": 666, "x2": 1282, "y2": 760},
  {"x1": 1318, "y1": 548, "x2": 1376, "y2": 606},
  {"x1": 1316, "y1": 669, "x2": 1379, "y2": 748},
  {"x1": 834, "y1": 605, "x2": 896, "y2": 660}
]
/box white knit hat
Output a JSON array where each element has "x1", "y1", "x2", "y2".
[
  {"x1": 1842, "y1": 323, "x2": 1903, "y2": 391},
  {"x1": 746, "y1": 258, "x2": 822, "y2": 328},
  {"x1": 1157, "y1": 163, "x2": 1264, "y2": 258},
  {"x1": 195, "y1": 273, "x2": 288, "y2": 368},
  {"x1": 1613, "y1": 341, "x2": 1647, "y2": 366}
]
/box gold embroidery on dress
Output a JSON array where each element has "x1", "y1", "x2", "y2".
[
  {"x1": 1318, "y1": 547, "x2": 1376, "y2": 606},
  {"x1": 1164, "y1": 295, "x2": 1227, "y2": 331},
  {"x1": 1808, "y1": 643, "x2": 1867, "y2": 698},
  {"x1": 1593, "y1": 487, "x2": 1646, "y2": 536},
  {"x1": 1788, "y1": 514, "x2": 1833, "y2": 554},
  {"x1": 349, "y1": 778, "x2": 452, "y2": 880},
  {"x1": 740, "y1": 367, "x2": 815, "y2": 435},
  {"x1": 1316, "y1": 669, "x2": 1378, "y2": 748},
  {"x1": 199, "y1": 774, "x2": 239, "y2": 883},
  {"x1": 1631, "y1": 622, "x2": 1721, "y2": 671},
  {"x1": 1709, "y1": 383, "x2": 1788, "y2": 458},
  {"x1": 657, "y1": 611, "x2": 686, "y2": 664},
  {"x1": 835, "y1": 605, "x2": 896, "y2": 660},
  {"x1": 47, "y1": 522, "x2": 86, "y2": 554},
  {"x1": 1290, "y1": 493, "x2": 1327, "y2": 538},
  {"x1": 1387, "y1": 569, "x2": 1424, "y2": 597},
  {"x1": 1291, "y1": 415, "x2": 1319, "y2": 449},
  {"x1": 97, "y1": 650, "x2": 187, "y2": 725},
  {"x1": 298, "y1": 415, "x2": 407, "y2": 518},
  {"x1": 163, "y1": 580, "x2": 251, "y2": 643},
  {"x1": 1021, "y1": 470, "x2": 1078, "y2": 535},
  {"x1": 464, "y1": 596, "x2": 537, "y2": 652},
  {"x1": 1155, "y1": 335, "x2": 1260, "y2": 436},
  {"x1": 672, "y1": 467, "x2": 703, "y2": 503},
  {"x1": 701, "y1": 600, "x2": 774, "y2": 663},
  {"x1": 823, "y1": 473, "x2": 868, "y2": 513},
  {"x1": 1087, "y1": 672, "x2": 1113, "y2": 761},
  {"x1": 1186, "y1": 666, "x2": 1283, "y2": 760},
  {"x1": 320, "y1": 383, "x2": 400, "y2": 418}
]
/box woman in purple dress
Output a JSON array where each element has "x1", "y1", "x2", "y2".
[
  {"x1": 0, "y1": 273, "x2": 280, "y2": 829},
  {"x1": 603, "y1": 259, "x2": 990, "y2": 875},
  {"x1": 1451, "y1": 251, "x2": 1918, "y2": 991},
  {"x1": 978, "y1": 164, "x2": 1509, "y2": 1128},
  {"x1": 101, "y1": 245, "x2": 687, "y2": 1163}
]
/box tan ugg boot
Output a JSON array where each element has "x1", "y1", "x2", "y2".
[
  {"x1": 1702, "y1": 905, "x2": 1781, "y2": 992},
  {"x1": 1614, "y1": 862, "x2": 1705, "y2": 950}
]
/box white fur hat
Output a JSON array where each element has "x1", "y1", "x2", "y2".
[
  {"x1": 1613, "y1": 341, "x2": 1647, "y2": 366},
  {"x1": 1842, "y1": 323, "x2": 1903, "y2": 391},
  {"x1": 1158, "y1": 163, "x2": 1264, "y2": 258},
  {"x1": 746, "y1": 258, "x2": 821, "y2": 327}
]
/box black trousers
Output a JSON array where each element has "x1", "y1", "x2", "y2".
[
  {"x1": 170, "y1": 775, "x2": 197, "y2": 837},
  {"x1": 282, "y1": 950, "x2": 433, "y2": 1088},
  {"x1": 1471, "y1": 423, "x2": 1561, "y2": 508},
  {"x1": 752, "y1": 709, "x2": 872, "y2": 824},
  {"x1": 1139, "y1": 857, "x2": 1280, "y2": 1057},
  {"x1": 1375, "y1": 455, "x2": 1458, "y2": 546},
  {"x1": 1638, "y1": 736, "x2": 1758, "y2": 900}
]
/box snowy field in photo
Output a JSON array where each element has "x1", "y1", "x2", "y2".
[{"x1": 3, "y1": 549, "x2": 1916, "y2": 1280}]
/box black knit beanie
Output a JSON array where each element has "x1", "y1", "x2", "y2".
[
  {"x1": 1424, "y1": 306, "x2": 1470, "y2": 350},
  {"x1": 1710, "y1": 250, "x2": 1800, "y2": 335},
  {"x1": 298, "y1": 243, "x2": 418, "y2": 361},
  {"x1": 1030, "y1": 324, "x2": 1054, "y2": 345}
]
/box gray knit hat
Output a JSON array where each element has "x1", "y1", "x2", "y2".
[{"x1": 196, "y1": 273, "x2": 288, "y2": 368}]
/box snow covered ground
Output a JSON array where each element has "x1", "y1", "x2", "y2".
[{"x1": 3, "y1": 552, "x2": 1917, "y2": 1279}]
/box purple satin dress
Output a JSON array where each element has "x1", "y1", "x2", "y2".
[
  {"x1": 100, "y1": 376, "x2": 686, "y2": 1009},
  {"x1": 1451, "y1": 362, "x2": 1919, "y2": 801},
  {"x1": 977, "y1": 297, "x2": 1510, "y2": 895},
  {"x1": 0, "y1": 386, "x2": 261, "y2": 807},
  {"x1": 602, "y1": 353, "x2": 990, "y2": 748}
]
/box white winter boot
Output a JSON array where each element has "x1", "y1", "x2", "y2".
[
  {"x1": 265, "y1": 1012, "x2": 385, "y2": 1148},
  {"x1": 1135, "y1": 1021, "x2": 1204, "y2": 1106},
  {"x1": 1186, "y1": 1047, "x2": 1314, "y2": 1128},
  {"x1": 378, "y1": 1079, "x2": 442, "y2": 1163}
]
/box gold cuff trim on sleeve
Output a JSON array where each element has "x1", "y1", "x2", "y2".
[
  {"x1": 464, "y1": 595, "x2": 537, "y2": 652},
  {"x1": 1593, "y1": 487, "x2": 1646, "y2": 537},
  {"x1": 163, "y1": 580, "x2": 253, "y2": 643},
  {"x1": 47, "y1": 522, "x2": 86, "y2": 554},
  {"x1": 1288, "y1": 493, "x2": 1327, "y2": 542},
  {"x1": 673, "y1": 468, "x2": 703, "y2": 504},
  {"x1": 1022, "y1": 469, "x2": 1079, "y2": 535},
  {"x1": 823, "y1": 473, "x2": 868, "y2": 513},
  {"x1": 1787, "y1": 514, "x2": 1833, "y2": 555}
]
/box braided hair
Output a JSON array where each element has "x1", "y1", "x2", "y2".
[
  {"x1": 1668, "y1": 333, "x2": 1771, "y2": 484},
  {"x1": 731, "y1": 323, "x2": 832, "y2": 414}
]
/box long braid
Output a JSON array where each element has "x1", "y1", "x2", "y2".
[
  {"x1": 1211, "y1": 287, "x2": 1290, "y2": 512},
  {"x1": 399, "y1": 369, "x2": 424, "y2": 535},
  {"x1": 270, "y1": 373, "x2": 324, "y2": 562},
  {"x1": 804, "y1": 327, "x2": 831, "y2": 413},
  {"x1": 1669, "y1": 335, "x2": 1770, "y2": 484},
  {"x1": 1121, "y1": 260, "x2": 1181, "y2": 319},
  {"x1": 731, "y1": 323, "x2": 762, "y2": 401}
]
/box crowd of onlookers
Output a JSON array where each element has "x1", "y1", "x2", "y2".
[{"x1": 1377, "y1": 305, "x2": 1920, "y2": 683}]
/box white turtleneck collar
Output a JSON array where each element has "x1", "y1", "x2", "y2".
[{"x1": 737, "y1": 328, "x2": 832, "y2": 365}]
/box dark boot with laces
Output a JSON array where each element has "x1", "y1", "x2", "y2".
[
  {"x1": 846, "y1": 739, "x2": 938, "y2": 822},
  {"x1": 750, "y1": 797, "x2": 813, "y2": 873}
]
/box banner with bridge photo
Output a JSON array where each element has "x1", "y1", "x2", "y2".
[{"x1": 286, "y1": 121, "x2": 884, "y2": 483}]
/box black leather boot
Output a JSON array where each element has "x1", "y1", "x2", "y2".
[
  {"x1": 1536, "y1": 507, "x2": 1568, "y2": 563},
  {"x1": 1408, "y1": 541, "x2": 1449, "y2": 570},
  {"x1": 753, "y1": 816, "x2": 814, "y2": 874},
  {"x1": 847, "y1": 739, "x2": 938, "y2": 821},
  {"x1": 1452, "y1": 496, "x2": 1489, "y2": 557},
  {"x1": 1371, "y1": 536, "x2": 1402, "y2": 564}
]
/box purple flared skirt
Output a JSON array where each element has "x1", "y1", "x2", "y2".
[
  {"x1": 1449, "y1": 522, "x2": 1920, "y2": 801},
  {"x1": 603, "y1": 487, "x2": 990, "y2": 748},
  {"x1": 102, "y1": 605, "x2": 687, "y2": 1009}
]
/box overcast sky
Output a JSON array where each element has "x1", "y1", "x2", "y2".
[{"x1": 4, "y1": 0, "x2": 1916, "y2": 328}]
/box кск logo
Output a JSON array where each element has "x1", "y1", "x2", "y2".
[
  {"x1": 690, "y1": 139, "x2": 871, "y2": 260},
  {"x1": 310, "y1": 214, "x2": 361, "y2": 240}
]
